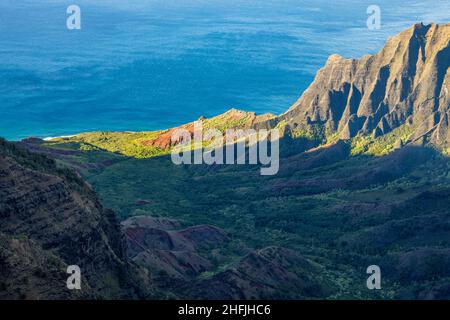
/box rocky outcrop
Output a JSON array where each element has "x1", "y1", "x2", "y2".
[
  {"x1": 278, "y1": 23, "x2": 449, "y2": 148},
  {"x1": 144, "y1": 109, "x2": 275, "y2": 150},
  {"x1": 0, "y1": 138, "x2": 148, "y2": 299},
  {"x1": 121, "y1": 216, "x2": 230, "y2": 281},
  {"x1": 181, "y1": 247, "x2": 334, "y2": 299}
]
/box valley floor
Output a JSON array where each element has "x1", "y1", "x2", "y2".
[{"x1": 23, "y1": 137, "x2": 450, "y2": 299}]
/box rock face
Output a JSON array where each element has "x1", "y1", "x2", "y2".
[
  {"x1": 122, "y1": 216, "x2": 230, "y2": 281},
  {"x1": 121, "y1": 217, "x2": 333, "y2": 299},
  {"x1": 0, "y1": 139, "x2": 147, "y2": 299},
  {"x1": 182, "y1": 247, "x2": 334, "y2": 299},
  {"x1": 144, "y1": 108, "x2": 275, "y2": 150},
  {"x1": 279, "y1": 23, "x2": 450, "y2": 147}
]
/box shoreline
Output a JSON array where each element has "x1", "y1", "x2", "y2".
[{"x1": 43, "y1": 134, "x2": 78, "y2": 141}]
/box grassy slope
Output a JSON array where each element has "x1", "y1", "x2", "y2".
[{"x1": 44, "y1": 109, "x2": 275, "y2": 158}]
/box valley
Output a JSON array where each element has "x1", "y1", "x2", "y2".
[{"x1": 1, "y1": 22, "x2": 449, "y2": 300}]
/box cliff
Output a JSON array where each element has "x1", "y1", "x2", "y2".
[
  {"x1": 279, "y1": 23, "x2": 450, "y2": 148},
  {"x1": 0, "y1": 138, "x2": 149, "y2": 299}
]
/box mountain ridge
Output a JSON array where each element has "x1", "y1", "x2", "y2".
[
  {"x1": 40, "y1": 23, "x2": 450, "y2": 158},
  {"x1": 276, "y1": 22, "x2": 450, "y2": 149},
  {"x1": 0, "y1": 138, "x2": 153, "y2": 299}
]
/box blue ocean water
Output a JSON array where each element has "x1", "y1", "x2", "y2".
[{"x1": 0, "y1": 0, "x2": 448, "y2": 140}]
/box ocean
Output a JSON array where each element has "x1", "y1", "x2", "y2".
[{"x1": 0, "y1": 0, "x2": 448, "y2": 140}]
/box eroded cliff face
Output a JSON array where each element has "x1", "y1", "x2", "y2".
[
  {"x1": 0, "y1": 139, "x2": 147, "y2": 299},
  {"x1": 280, "y1": 23, "x2": 450, "y2": 147}
]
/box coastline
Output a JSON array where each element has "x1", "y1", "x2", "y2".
[{"x1": 43, "y1": 134, "x2": 78, "y2": 141}]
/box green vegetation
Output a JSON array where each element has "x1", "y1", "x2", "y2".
[
  {"x1": 45, "y1": 131, "x2": 167, "y2": 158},
  {"x1": 31, "y1": 116, "x2": 450, "y2": 299},
  {"x1": 43, "y1": 109, "x2": 272, "y2": 159},
  {"x1": 291, "y1": 123, "x2": 325, "y2": 141},
  {"x1": 38, "y1": 131, "x2": 450, "y2": 299},
  {"x1": 351, "y1": 124, "x2": 415, "y2": 156}
]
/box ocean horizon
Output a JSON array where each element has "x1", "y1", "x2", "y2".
[{"x1": 1, "y1": 0, "x2": 449, "y2": 141}]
